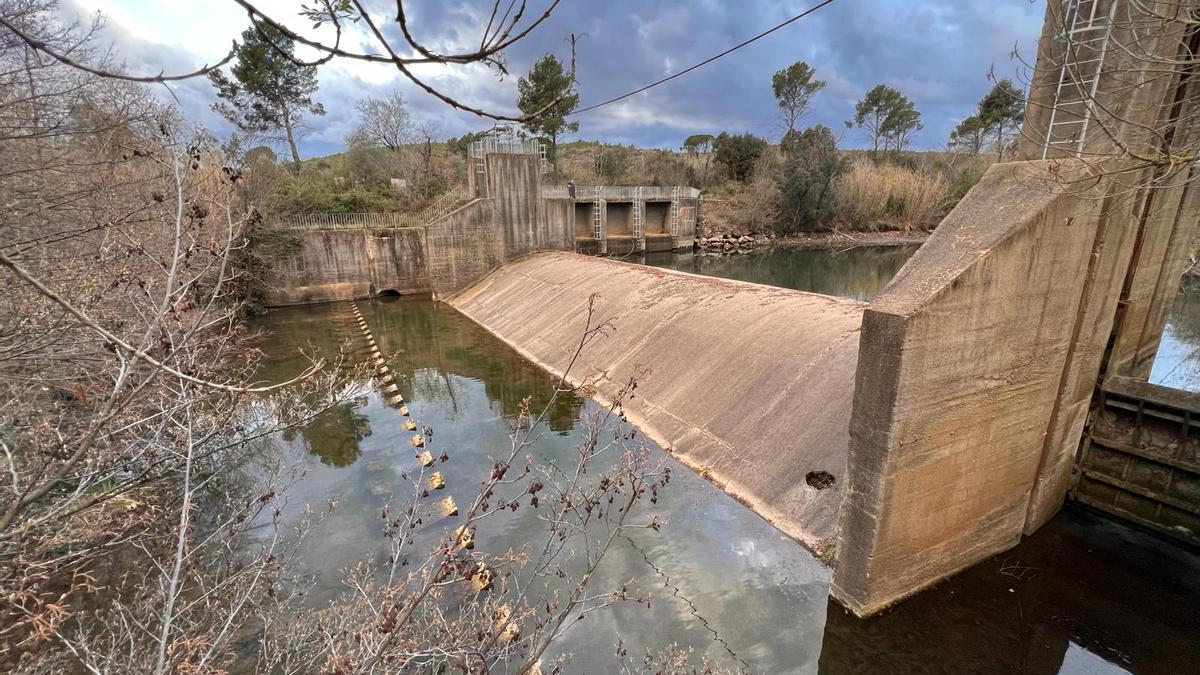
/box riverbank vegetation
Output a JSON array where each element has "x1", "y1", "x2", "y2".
[
  {"x1": 0, "y1": 3, "x2": 711, "y2": 672},
  {"x1": 240, "y1": 55, "x2": 1020, "y2": 241}
]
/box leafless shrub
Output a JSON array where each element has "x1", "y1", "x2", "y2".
[{"x1": 257, "y1": 298, "x2": 675, "y2": 674}]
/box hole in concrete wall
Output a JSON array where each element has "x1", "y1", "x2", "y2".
[
  {"x1": 376, "y1": 289, "x2": 402, "y2": 300},
  {"x1": 806, "y1": 471, "x2": 836, "y2": 490}
]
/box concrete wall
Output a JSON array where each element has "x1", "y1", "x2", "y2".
[
  {"x1": 832, "y1": 160, "x2": 1123, "y2": 616},
  {"x1": 268, "y1": 153, "x2": 576, "y2": 305},
  {"x1": 265, "y1": 227, "x2": 429, "y2": 305},
  {"x1": 449, "y1": 251, "x2": 865, "y2": 557},
  {"x1": 1014, "y1": 0, "x2": 1200, "y2": 528},
  {"x1": 542, "y1": 198, "x2": 575, "y2": 251},
  {"x1": 424, "y1": 200, "x2": 502, "y2": 299},
  {"x1": 1106, "y1": 172, "x2": 1200, "y2": 379},
  {"x1": 488, "y1": 153, "x2": 547, "y2": 259},
  {"x1": 1022, "y1": 186, "x2": 1141, "y2": 533},
  {"x1": 1019, "y1": 1, "x2": 1192, "y2": 163},
  {"x1": 645, "y1": 202, "x2": 670, "y2": 234},
  {"x1": 574, "y1": 203, "x2": 593, "y2": 238},
  {"x1": 606, "y1": 202, "x2": 634, "y2": 236}
]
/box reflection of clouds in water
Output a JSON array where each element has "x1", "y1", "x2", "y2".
[
  {"x1": 1150, "y1": 284, "x2": 1200, "y2": 392},
  {"x1": 1062, "y1": 642, "x2": 1133, "y2": 675},
  {"x1": 250, "y1": 297, "x2": 831, "y2": 672}
]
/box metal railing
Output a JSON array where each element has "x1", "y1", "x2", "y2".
[
  {"x1": 469, "y1": 131, "x2": 548, "y2": 174},
  {"x1": 418, "y1": 185, "x2": 469, "y2": 223},
  {"x1": 540, "y1": 185, "x2": 699, "y2": 200},
  {"x1": 273, "y1": 212, "x2": 425, "y2": 230}
]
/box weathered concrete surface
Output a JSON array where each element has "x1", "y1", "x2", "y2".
[
  {"x1": 425, "y1": 199, "x2": 502, "y2": 299},
  {"x1": 265, "y1": 227, "x2": 429, "y2": 305},
  {"x1": 1016, "y1": 0, "x2": 1200, "y2": 530},
  {"x1": 449, "y1": 251, "x2": 864, "y2": 555},
  {"x1": 832, "y1": 160, "x2": 1116, "y2": 616},
  {"x1": 1022, "y1": 187, "x2": 1140, "y2": 534},
  {"x1": 1106, "y1": 174, "x2": 1200, "y2": 380},
  {"x1": 270, "y1": 154, "x2": 576, "y2": 305},
  {"x1": 486, "y1": 154, "x2": 573, "y2": 259},
  {"x1": 1019, "y1": 0, "x2": 1191, "y2": 163}
]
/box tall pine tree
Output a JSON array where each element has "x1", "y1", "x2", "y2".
[
  {"x1": 516, "y1": 54, "x2": 579, "y2": 174},
  {"x1": 209, "y1": 23, "x2": 324, "y2": 172}
]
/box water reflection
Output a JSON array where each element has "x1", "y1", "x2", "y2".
[
  {"x1": 1150, "y1": 282, "x2": 1200, "y2": 392},
  {"x1": 637, "y1": 245, "x2": 920, "y2": 301},
  {"x1": 252, "y1": 297, "x2": 830, "y2": 672},
  {"x1": 279, "y1": 402, "x2": 370, "y2": 467},
  {"x1": 251, "y1": 256, "x2": 1200, "y2": 673},
  {"x1": 818, "y1": 506, "x2": 1199, "y2": 674}
]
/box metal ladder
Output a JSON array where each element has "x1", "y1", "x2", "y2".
[
  {"x1": 1042, "y1": 0, "x2": 1118, "y2": 159},
  {"x1": 632, "y1": 187, "x2": 644, "y2": 239},
  {"x1": 592, "y1": 186, "x2": 604, "y2": 240},
  {"x1": 669, "y1": 187, "x2": 681, "y2": 238}
]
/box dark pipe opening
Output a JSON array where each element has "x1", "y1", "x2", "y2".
[{"x1": 806, "y1": 471, "x2": 836, "y2": 490}]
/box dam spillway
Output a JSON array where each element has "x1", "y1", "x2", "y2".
[{"x1": 449, "y1": 251, "x2": 864, "y2": 555}]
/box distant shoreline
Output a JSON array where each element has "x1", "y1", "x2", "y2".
[{"x1": 769, "y1": 231, "x2": 929, "y2": 248}]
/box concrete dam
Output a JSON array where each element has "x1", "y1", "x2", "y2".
[
  {"x1": 267, "y1": 0, "x2": 1200, "y2": 617},
  {"x1": 451, "y1": 252, "x2": 864, "y2": 555}
]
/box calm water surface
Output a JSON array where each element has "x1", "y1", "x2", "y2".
[
  {"x1": 637, "y1": 245, "x2": 920, "y2": 301},
  {"x1": 251, "y1": 245, "x2": 1200, "y2": 674},
  {"x1": 1149, "y1": 282, "x2": 1200, "y2": 391}
]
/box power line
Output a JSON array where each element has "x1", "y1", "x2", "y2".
[{"x1": 569, "y1": 0, "x2": 840, "y2": 116}]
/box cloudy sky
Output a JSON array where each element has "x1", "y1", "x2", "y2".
[{"x1": 62, "y1": 0, "x2": 1046, "y2": 157}]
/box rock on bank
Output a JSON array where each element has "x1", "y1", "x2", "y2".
[{"x1": 448, "y1": 251, "x2": 863, "y2": 556}]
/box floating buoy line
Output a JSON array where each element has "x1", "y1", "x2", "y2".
[{"x1": 344, "y1": 302, "x2": 486, "y2": 577}]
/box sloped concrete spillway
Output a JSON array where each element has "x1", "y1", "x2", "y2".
[{"x1": 449, "y1": 251, "x2": 863, "y2": 556}]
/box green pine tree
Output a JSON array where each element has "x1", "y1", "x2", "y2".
[{"x1": 208, "y1": 23, "x2": 325, "y2": 172}]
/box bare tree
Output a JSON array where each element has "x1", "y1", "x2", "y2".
[
  {"x1": 348, "y1": 90, "x2": 414, "y2": 153},
  {"x1": 0, "y1": 3, "x2": 342, "y2": 666},
  {"x1": 0, "y1": 4, "x2": 725, "y2": 673},
  {"x1": 0, "y1": 0, "x2": 577, "y2": 123},
  {"x1": 1017, "y1": 0, "x2": 1200, "y2": 193}
]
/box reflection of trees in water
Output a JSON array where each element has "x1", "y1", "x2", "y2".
[
  {"x1": 644, "y1": 245, "x2": 919, "y2": 301},
  {"x1": 280, "y1": 402, "x2": 366, "y2": 467},
  {"x1": 365, "y1": 299, "x2": 583, "y2": 432},
  {"x1": 254, "y1": 297, "x2": 584, "y2": 441}
]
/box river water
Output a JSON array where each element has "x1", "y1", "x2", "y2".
[{"x1": 252, "y1": 245, "x2": 1200, "y2": 674}]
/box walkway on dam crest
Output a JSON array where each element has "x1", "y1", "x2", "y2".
[{"x1": 449, "y1": 251, "x2": 864, "y2": 555}]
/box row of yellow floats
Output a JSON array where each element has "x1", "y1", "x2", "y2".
[{"x1": 347, "y1": 303, "x2": 493, "y2": 595}]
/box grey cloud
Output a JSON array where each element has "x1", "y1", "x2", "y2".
[{"x1": 68, "y1": 0, "x2": 1044, "y2": 155}]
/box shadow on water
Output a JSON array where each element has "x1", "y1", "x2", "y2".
[
  {"x1": 250, "y1": 247, "x2": 1200, "y2": 673},
  {"x1": 819, "y1": 505, "x2": 1200, "y2": 674}
]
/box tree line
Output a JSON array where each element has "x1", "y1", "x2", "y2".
[{"x1": 202, "y1": 18, "x2": 1023, "y2": 232}]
